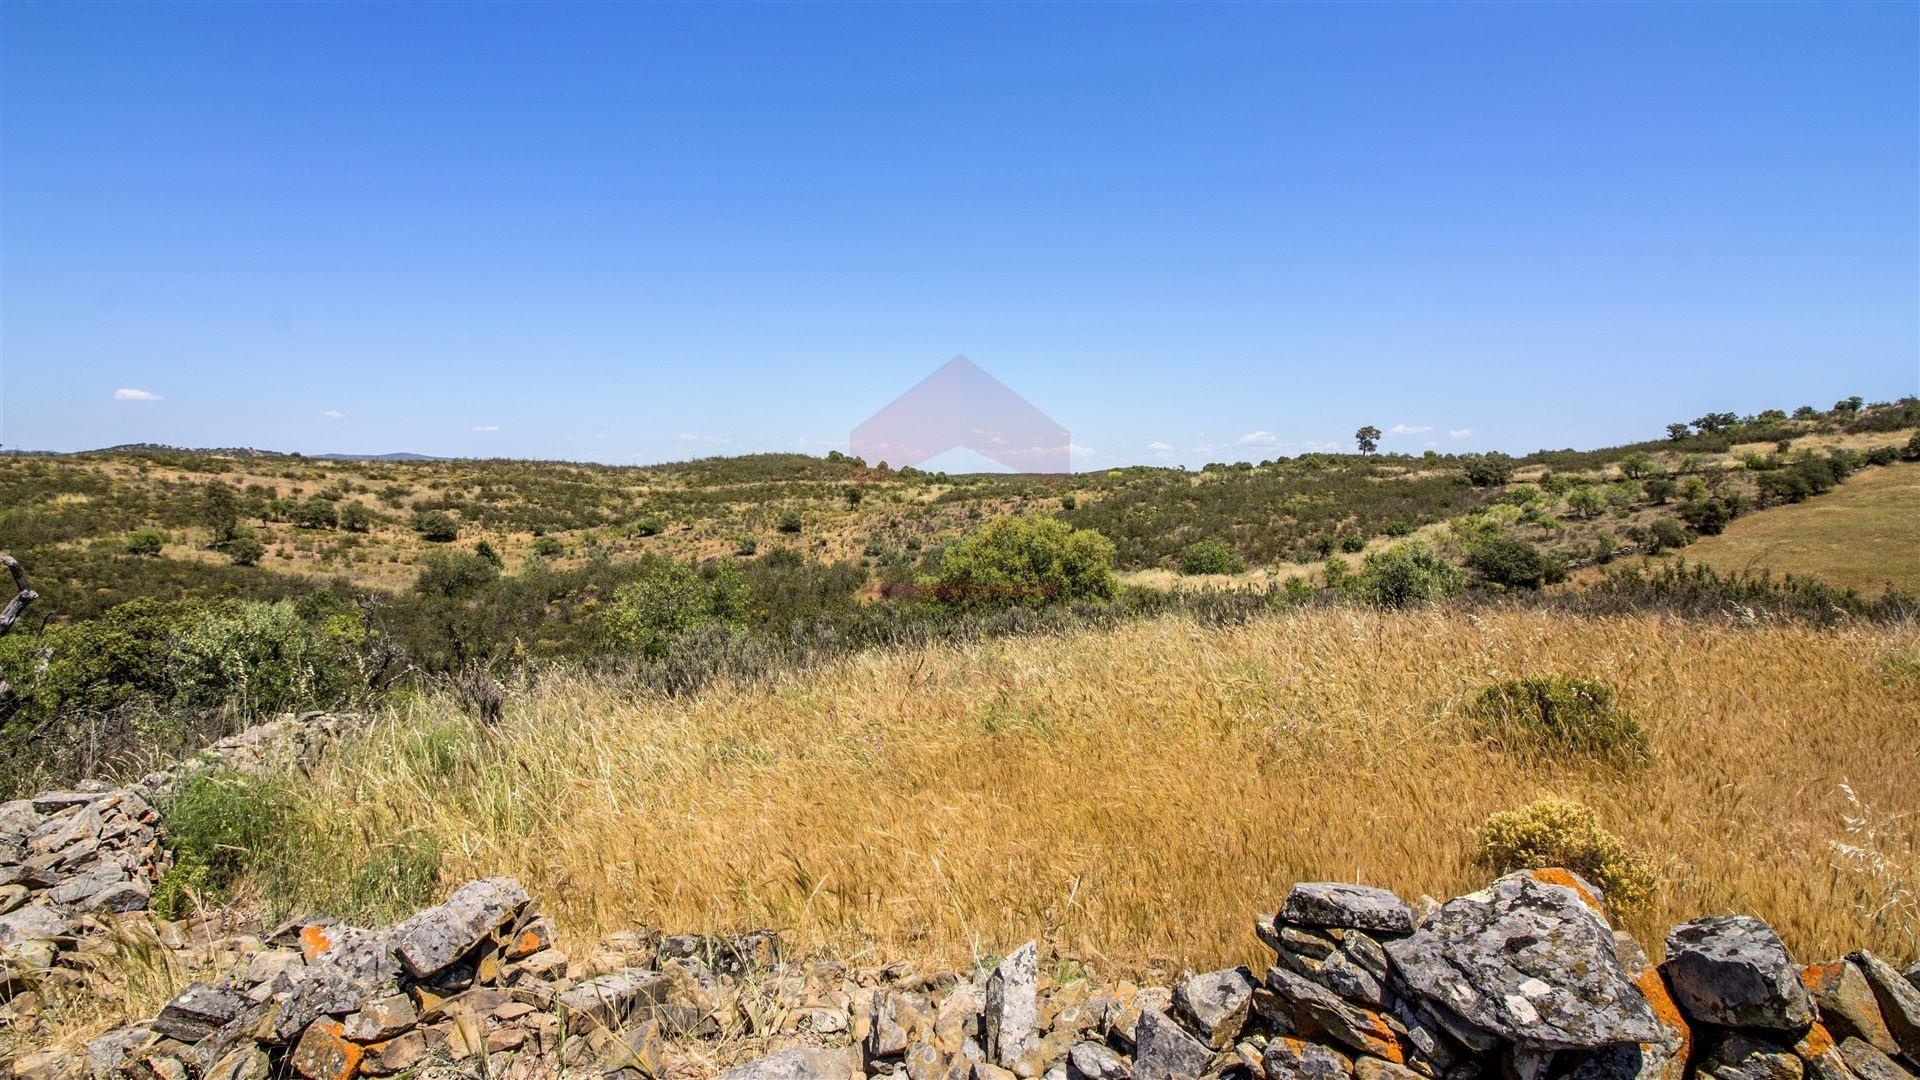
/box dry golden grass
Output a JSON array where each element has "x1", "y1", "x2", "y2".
[
  {"x1": 1661, "y1": 463, "x2": 1920, "y2": 594},
  {"x1": 275, "y1": 607, "x2": 1919, "y2": 974}
]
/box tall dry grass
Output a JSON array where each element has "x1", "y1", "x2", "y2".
[{"x1": 273, "y1": 608, "x2": 1919, "y2": 974}]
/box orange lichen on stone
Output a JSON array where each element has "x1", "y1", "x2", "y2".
[
  {"x1": 291, "y1": 1019, "x2": 364, "y2": 1080},
  {"x1": 1634, "y1": 967, "x2": 1691, "y2": 1080},
  {"x1": 507, "y1": 926, "x2": 549, "y2": 959},
  {"x1": 1796, "y1": 1021, "x2": 1835, "y2": 1060},
  {"x1": 1801, "y1": 962, "x2": 1843, "y2": 997},
  {"x1": 1526, "y1": 868, "x2": 1607, "y2": 917},
  {"x1": 299, "y1": 924, "x2": 334, "y2": 960}
]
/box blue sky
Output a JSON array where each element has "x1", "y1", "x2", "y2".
[{"x1": 2, "y1": 2, "x2": 1915, "y2": 470}]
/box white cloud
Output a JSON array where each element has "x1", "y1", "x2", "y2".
[
  {"x1": 1068, "y1": 443, "x2": 1097, "y2": 456},
  {"x1": 323, "y1": 410, "x2": 345, "y2": 419},
  {"x1": 113, "y1": 388, "x2": 162, "y2": 401},
  {"x1": 676, "y1": 432, "x2": 730, "y2": 445},
  {"x1": 1448, "y1": 428, "x2": 1473, "y2": 439},
  {"x1": 1387, "y1": 424, "x2": 1433, "y2": 436},
  {"x1": 473, "y1": 424, "x2": 500, "y2": 432},
  {"x1": 1147, "y1": 441, "x2": 1173, "y2": 452},
  {"x1": 1235, "y1": 431, "x2": 1279, "y2": 447}
]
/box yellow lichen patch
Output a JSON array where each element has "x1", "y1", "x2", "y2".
[
  {"x1": 1795, "y1": 1021, "x2": 1835, "y2": 1060},
  {"x1": 1525, "y1": 868, "x2": 1608, "y2": 918},
  {"x1": 1633, "y1": 967, "x2": 1690, "y2": 1080},
  {"x1": 298, "y1": 925, "x2": 334, "y2": 960}
]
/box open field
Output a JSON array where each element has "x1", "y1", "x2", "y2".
[
  {"x1": 1655, "y1": 462, "x2": 1920, "y2": 594},
  {"x1": 258, "y1": 606, "x2": 1920, "y2": 977}
]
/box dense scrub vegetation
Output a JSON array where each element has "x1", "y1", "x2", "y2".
[{"x1": 2, "y1": 395, "x2": 1914, "y2": 796}]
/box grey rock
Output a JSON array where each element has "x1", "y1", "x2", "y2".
[
  {"x1": 392, "y1": 877, "x2": 528, "y2": 979},
  {"x1": 1698, "y1": 1035, "x2": 1803, "y2": 1080},
  {"x1": 1262, "y1": 1038, "x2": 1353, "y2": 1080},
  {"x1": 0, "y1": 904, "x2": 69, "y2": 945},
  {"x1": 1807, "y1": 960, "x2": 1900, "y2": 1058},
  {"x1": 1281, "y1": 884, "x2": 1414, "y2": 935},
  {"x1": 555, "y1": 966, "x2": 673, "y2": 1029},
  {"x1": 1132, "y1": 1008, "x2": 1212, "y2": 1080},
  {"x1": 1905, "y1": 963, "x2": 1918, "y2": 993},
  {"x1": 717, "y1": 1047, "x2": 858, "y2": 1080},
  {"x1": 1276, "y1": 938, "x2": 1386, "y2": 1008},
  {"x1": 1661, "y1": 916, "x2": 1812, "y2": 1031},
  {"x1": 151, "y1": 982, "x2": 250, "y2": 1043},
  {"x1": 1263, "y1": 966, "x2": 1399, "y2": 1059},
  {"x1": 263, "y1": 964, "x2": 362, "y2": 1044},
  {"x1": 1384, "y1": 872, "x2": 1660, "y2": 1050},
  {"x1": 342, "y1": 993, "x2": 418, "y2": 1042},
  {"x1": 986, "y1": 942, "x2": 1039, "y2": 1068},
  {"x1": 1068, "y1": 1041, "x2": 1130, "y2": 1080},
  {"x1": 1172, "y1": 967, "x2": 1254, "y2": 1048},
  {"x1": 1353, "y1": 1059, "x2": 1425, "y2": 1080},
  {"x1": 1849, "y1": 951, "x2": 1920, "y2": 1063},
  {"x1": 1836, "y1": 1039, "x2": 1913, "y2": 1080},
  {"x1": 308, "y1": 925, "x2": 404, "y2": 989},
  {"x1": 86, "y1": 1026, "x2": 155, "y2": 1076}
]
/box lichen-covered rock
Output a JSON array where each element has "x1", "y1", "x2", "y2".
[
  {"x1": 1281, "y1": 884, "x2": 1414, "y2": 936},
  {"x1": 150, "y1": 982, "x2": 249, "y2": 1043},
  {"x1": 1384, "y1": 872, "x2": 1659, "y2": 1050},
  {"x1": 1804, "y1": 961, "x2": 1899, "y2": 1058},
  {"x1": 262, "y1": 964, "x2": 363, "y2": 1044},
  {"x1": 1697, "y1": 1034, "x2": 1803, "y2": 1080},
  {"x1": 1353, "y1": 1058, "x2": 1425, "y2": 1080},
  {"x1": 716, "y1": 1047, "x2": 859, "y2": 1080},
  {"x1": 1263, "y1": 967, "x2": 1402, "y2": 1061},
  {"x1": 1172, "y1": 967, "x2": 1254, "y2": 1048},
  {"x1": 1133, "y1": 1007, "x2": 1212, "y2": 1080},
  {"x1": 555, "y1": 966, "x2": 672, "y2": 1029},
  {"x1": 1848, "y1": 951, "x2": 1920, "y2": 1064},
  {"x1": 1262, "y1": 1037, "x2": 1353, "y2": 1080},
  {"x1": 1068, "y1": 1041, "x2": 1130, "y2": 1080},
  {"x1": 1661, "y1": 917, "x2": 1812, "y2": 1031},
  {"x1": 392, "y1": 877, "x2": 528, "y2": 979},
  {"x1": 289, "y1": 1018, "x2": 364, "y2": 1080},
  {"x1": 986, "y1": 942, "x2": 1039, "y2": 1069},
  {"x1": 1836, "y1": 1038, "x2": 1913, "y2": 1080}
]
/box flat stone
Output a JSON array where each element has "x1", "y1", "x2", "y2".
[
  {"x1": 1385, "y1": 872, "x2": 1659, "y2": 1051},
  {"x1": 1805, "y1": 961, "x2": 1899, "y2": 1057},
  {"x1": 86, "y1": 1026, "x2": 154, "y2": 1075},
  {"x1": 554, "y1": 966, "x2": 672, "y2": 1029},
  {"x1": 1281, "y1": 884, "x2": 1414, "y2": 935},
  {"x1": 1068, "y1": 1041, "x2": 1130, "y2": 1080},
  {"x1": 1849, "y1": 951, "x2": 1920, "y2": 1063},
  {"x1": 1264, "y1": 966, "x2": 1401, "y2": 1061},
  {"x1": 1353, "y1": 1058, "x2": 1424, "y2": 1080},
  {"x1": 1172, "y1": 967, "x2": 1254, "y2": 1048},
  {"x1": 1275, "y1": 936, "x2": 1386, "y2": 1008},
  {"x1": 1793, "y1": 1023, "x2": 1857, "y2": 1080},
  {"x1": 392, "y1": 877, "x2": 528, "y2": 979},
  {"x1": 1836, "y1": 1038, "x2": 1914, "y2": 1080},
  {"x1": 0, "y1": 904, "x2": 69, "y2": 945},
  {"x1": 1262, "y1": 1037, "x2": 1353, "y2": 1080},
  {"x1": 342, "y1": 992, "x2": 418, "y2": 1042},
  {"x1": 289, "y1": 1018, "x2": 364, "y2": 1080},
  {"x1": 1698, "y1": 1035, "x2": 1803, "y2": 1080},
  {"x1": 1132, "y1": 1008, "x2": 1212, "y2": 1080},
  {"x1": 986, "y1": 942, "x2": 1039, "y2": 1068},
  {"x1": 152, "y1": 982, "x2": 250, "y2": 1043},
  {"x1": 716, "y1": 1047, "x2": 858, "y2": 1080},
  {"x1": 1662, "y1": 916, "x2": 1812, "y2": 1031},
  {"x1": 263, "y1": 964, "x2": 364, "y2": 1044}
]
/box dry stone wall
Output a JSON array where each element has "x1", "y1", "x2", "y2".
[{"x1": 5, "y1": 868, "x2": 1916, "y2": 1080}]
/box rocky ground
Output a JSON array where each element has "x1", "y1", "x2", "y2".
[{"x1": 3, "y1": 714, "x2": 1918, "y2": 1080}]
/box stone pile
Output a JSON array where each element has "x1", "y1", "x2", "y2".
[
  {"x1": 0, "y1": 713, "x2": 366, "y2": 1001},
  {"x1": 11, "y1": 868, "x2": 1916, "y2": 1080}
]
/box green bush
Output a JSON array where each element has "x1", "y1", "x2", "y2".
[
  {"x1": 1648, "y1": 517, "x2": 1690, "y2": 553},
  {"x1": 531, "y1": 535, "x2": 565, "y2": 558},
  {"x1": 777, "y1": 512, "x2": 803, "y2": 534},
  {"x1": 927, "y1": 515, "x2": 1117, "y2": 608},
  {"x1": 414, "y1": 551, "x2": 502, "y2": 598},
  {"x1": 1474, "y1": 797, "x2": 1659, "y2": 909},
  {"x1": 1178, "y1": 539, "x2": 1245, "y2": 576},
  {"x1": 1338, "y1": 534, "x2": 1367, "y2": 554},
  {"x1": 411, "y1": 509, "x2": 459, "y2": 542},
  {"x1": 227, "y1": 531, "x2": 266, "y2": 566},
  {"x1": 124, "y1": 529, "x2": 166, "y2": 557},
  {"x1": 1467, "y1": 675, "x2": 1647, "y2": 757},
  {"x1": 161, "y1": 769, "x2": 299, "y2": 896},
  {"x1": 1466, "y1": 535, "x2": 1565, "y2": 590},
  {"x1": 1904, "y1": 430, "x2": 1920, "y2": 462},
  {"x1": 600, "y1": 557, "x2": 748, "y2": 659},
  {"x1": 1343, "y1": 541, "x2": 1464, "y2": 607},
  {"x1": 336, "y1": 501, "x2": 373, "y2": 532},
  {"x1": 1462, "y1": 452, "x2": 1516, "y2": 487},
  {"x1": 291, "y1": 496, "x2": 337, "y2": 530}
]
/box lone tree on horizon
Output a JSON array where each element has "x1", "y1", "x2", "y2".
[{"x1": 1355, "y1": 425, "x2": 1381, "y2": 454}]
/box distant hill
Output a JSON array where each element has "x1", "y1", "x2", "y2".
[{"x1": 314, "y1": 452, "x2": 448, "y2": 462}]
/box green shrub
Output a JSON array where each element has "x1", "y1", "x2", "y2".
[
  {"x1": 1648, "y1": 517, "x2": 1690, "y2": 553},
  {"x1": 291, "y1": 496, "x2": 337, "y2": 529},
  {"x1": 1382, "y1": 520, "x2": 1415, "y2": 538},
  {"x1": 777, "y1": 512, "x2": 803, "y2": 534},
  {"x1": 124, "y1": 529, "x2": 166, "y2": 557},
  {"x1": 1462, "y1": 452, "x2": 1516, "y2": 487},
  {"x1": 1904, "y1": 430, "x2": 1920, "y2": 462},
  {"x1": 1339, "y1": 534, "x2": 1367, "y2": 554},
  {"x1": 161, "y1": 770, "x2": 299, "y2": 895},
  {"x1": 227, "y1": 531, "x2": 266, "y2": 566},
  {"x1": 1474, "y1": 797, "x2": 1659, "y2": 909},
  {"x1": 414, "y1": 551, "x2": 502, "y2": 598},
  {"x1": 151, "y1": 849, "x2": 211, "y2": 920},
  {"x1": 736, "y1": 537, "x2": 759, "y2": 556},
  {"x1": 1466, "y1": 535, "x2": 1565, "y2": 590},
  {"x1": 600, "y1": 557, "x2": 748, "y2": 659},
  {"x1": 411, "y1": 509, "x2": 459, "y2": 542},
  {"x1": 1679, "y1": 497, "x2": 1732, "y2": 535},
  {"x1": 1467, "y1": 676, "x2": 1647, "y2": 757},
  {"x1": 927, "y1": 515, "x2": 1117, "y2": 609},
  {"x1": 336, "y1": 501, "x2": 372, "y2": 532},
  {"x1": 531, "y1": 535, "x2": 565, "y2": 558},
  {"x1": 1178, "y1": 539, "x2": 1245, "y2": 576},
  {"x1": 1343, "y1": 541, "x2": 1464, "y2": 607}
]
